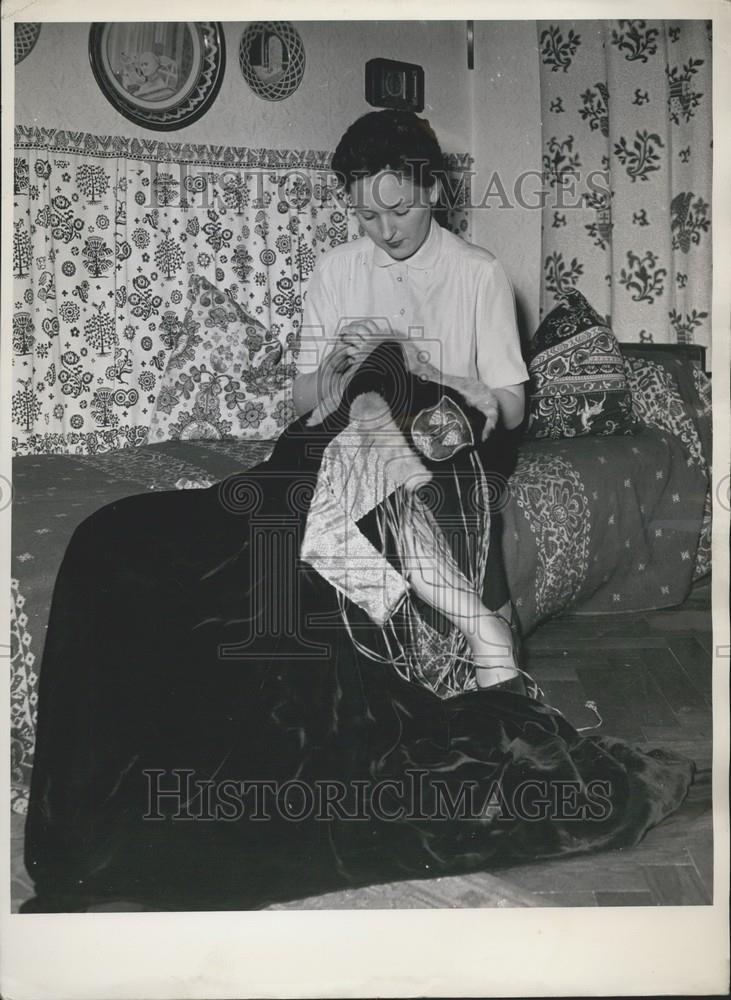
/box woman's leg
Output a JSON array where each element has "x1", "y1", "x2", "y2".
[
  {"x1": 482, "y1": 510, "x2": 512, "y2": 617},
  {"x1": 397, "y1": 496, "x2": 519, "y2": 688},
  {"x1": 479, "y1": 422, "x2": 523, "y2": 621}
]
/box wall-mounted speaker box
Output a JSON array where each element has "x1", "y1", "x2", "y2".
[{"x1": 365, "y1": 58, "x2": 425, "y2": 113}]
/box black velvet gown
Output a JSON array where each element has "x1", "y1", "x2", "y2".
[{"x1": 24, "y1": 343, "x2": 695, "y2": 911}]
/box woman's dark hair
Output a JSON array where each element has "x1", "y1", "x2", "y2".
[{"x1": 331, "y1": 110, "x2": 444, "y2": 192}]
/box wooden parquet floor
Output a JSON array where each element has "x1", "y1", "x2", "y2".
[{"x1": 503, "y1": 576, "x2": 714, "y2": 907}]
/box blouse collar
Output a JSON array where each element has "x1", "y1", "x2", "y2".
[{"x1": 372, "y1": 217, "x2": 442, "y2": 270}]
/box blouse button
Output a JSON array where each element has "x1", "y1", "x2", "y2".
[
  {"x1": 399, "y1": 308, "x2": 406, "y2": 315},
  {"x1": 396, "y1": 275, "x2": 403, "y2": 282}
]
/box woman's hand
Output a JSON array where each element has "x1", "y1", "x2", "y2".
[
  {"x1": 316, "y1": 320, "x2": 384, "y2": 383},
  {"x1": 336, "y1": 320, "x2": 384, "y2": 370},
  {"x1": 453, "y1": 379, "x2": 499, "y2": 440},
  {"x1": 397, "y1": 337, "x2": 499, "y2": 441},
  {"x1": 305, "y1": 322, "x2": 385, "y2": 426}
]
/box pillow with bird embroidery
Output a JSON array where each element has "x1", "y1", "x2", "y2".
[
  {"x1": 148, "y1": 274, "x2": 298, "y2": 442},
  {"x1": 524, "y1": 289, "x2": 638, "y2": 440}
]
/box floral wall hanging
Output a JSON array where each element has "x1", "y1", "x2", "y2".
[
  {"x1": 537, "y1": 19, "x2": 712, "y2": 360},
  {"x1": 12, "y1": 126, "x2": 473, "y2": 456}
]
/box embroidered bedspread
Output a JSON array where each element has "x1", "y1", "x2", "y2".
[
  {"x1": 10, "y1": 427, "x2": 709, "y2": 815},
  {"x1": 504, "y1": 427, "x2": 709, "y2": 628}
]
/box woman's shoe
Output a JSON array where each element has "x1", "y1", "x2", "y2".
[
  {"x1": 475, "y1": 609, "x2": 544, "y2": 701},
  {"x1": 486, "y1": 672, "x2": 528, "y2": 696}
]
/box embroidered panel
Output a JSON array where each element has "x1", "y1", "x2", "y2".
[{"x1": 12, "y1": 127, "x2": 472, "y2": 454}]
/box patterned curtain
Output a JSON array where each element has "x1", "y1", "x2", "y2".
[
  {"x1": 538, "y1": 20, "x2": 712, "y2": 360},
  {"x1": 12, "y1": 127, "x2": 472, "y2": 456}
]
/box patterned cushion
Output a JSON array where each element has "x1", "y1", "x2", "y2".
[
  {"x1": 622, "y1": 355, "x2": 706, "y2": 469},
  {"x1": 148, "y1": 274, "x2": 298, "y2": 442},
  {"x1": 525, "y1": 290, "x2": 637, "y2": 440},
  {"x1": 621, "y1": 350, "x2": 712, "y2": 582}
]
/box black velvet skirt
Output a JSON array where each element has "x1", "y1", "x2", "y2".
[{"x1": 24, "y1": 343, "x2": 695, "y2": 911}]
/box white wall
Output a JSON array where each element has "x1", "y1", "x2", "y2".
[
  {"x1": 469, "y1": 21, "x2": 542, "y2": 342},
  {"x1": 15, "y1": 21, "x2": 471, "y2": 154}
]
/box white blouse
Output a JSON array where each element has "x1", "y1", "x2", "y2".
[{"x1": 297, "y1": 218, "x2": 529, "y2": 390}]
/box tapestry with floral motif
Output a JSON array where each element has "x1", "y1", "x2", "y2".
[
  {"x1": 538, "y1": 20, "x2": 712, "y2": 362},
  {"x1": 12, "y1": 128, "x2": 472, "y2": 455}
]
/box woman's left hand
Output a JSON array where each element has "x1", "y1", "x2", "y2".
[
  {"x1": 398, "y1": 338, "x2": 499, "y2": 441},
  {"x1": 454, "y1": 380, "x2": 500, "y2": 441}
]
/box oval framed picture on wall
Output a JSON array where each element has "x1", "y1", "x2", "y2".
[
  {"x1": 88, "y1": 22, "x2": 226, "y2": 131},
  {"x1": 14, "y1": 23, "x2": 42, "y2": 65},
  {"x1": 238, "y1": 22, "x2": 305, "y2": 101}
]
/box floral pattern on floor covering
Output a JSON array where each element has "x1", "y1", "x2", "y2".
[
  {"x1": 12, "y1": 128, "x2": 472, "y2": 455},
  {"x1": 537, "y1": 20, "x2": 712, "y2": 361}
]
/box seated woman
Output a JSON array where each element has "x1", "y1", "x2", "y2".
[
  {"x1": 294, "y1": 111, "x2": 530, "y2": 694},
  {"x1": 22, "y1": 118, "x2": 696, "y2": 914}
]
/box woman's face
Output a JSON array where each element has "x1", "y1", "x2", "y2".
[
  {"x1": 350, "y1": 171, "x2": 438, "y2": 261},
  {"x1": 139, "y1": 52, "x2": 158, "y2": 78}
]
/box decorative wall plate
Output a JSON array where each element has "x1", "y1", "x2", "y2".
[
  {"x1": 15, "y1": 23, "x2": 41, "y2": 64},
  {"x1": 89, "y1": 22, "x2": 225, "y2": 131},
  {"x1": 239, "y1": 22, "x2": 305, "y2": 101}
]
